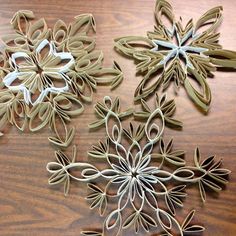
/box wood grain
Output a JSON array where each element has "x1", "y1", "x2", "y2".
[{"x1": 0, "y1": 0, "x2": 236, "y2": 235}]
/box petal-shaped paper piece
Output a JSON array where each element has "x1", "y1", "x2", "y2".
[
  {"x1": 27, "y1": 18, "x2": 50, "y2": 45},
  {"x1": 154, "y1": 0, "x2": 175, "y2": 33},
  {"x1": 114, "y1": 36, "x2": 154, "y2": 57},
  {"x1": 69, "y1": 14, "x2": 96, "y2": 36},
  {"x1": 194, "y1": 6, "x2": 223, "y2": 36},
  {"x1": 52, "y1": 19, "x2": 68, "y2": 49},
  {"x1": 10, "y1": 10, "x2": 35, "y2": 35},
  {"x1": 204, "y1": 49, "x2": 236, "y2": 68},
  {"x1": 184, "y1": 67, "x2": 211, "y2": 111}
]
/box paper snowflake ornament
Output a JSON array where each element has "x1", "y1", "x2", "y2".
[
  {"x1": 0, "y1": 10, "x2": 123, "y2": 146},
  {"x1": 47, "y1": 96, "x2": 230, "y2": 236},
  {"x1": 115, "y1": 0, "x2": 236, "y2": 111}
]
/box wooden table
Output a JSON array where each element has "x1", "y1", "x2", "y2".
[{"x1": 0, "y1": 0, "x2": 235, "y2": 235}]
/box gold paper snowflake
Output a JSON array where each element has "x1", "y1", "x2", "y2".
[
  {"x1": 47, "y1": 96, "x2": 230, "y2": 236},
  {"x1": 115, "y1": 0, "x2": 236, "y2": 111},
  {"x1": 0, "y1": 10, "x2": 123, "y2": 146}
]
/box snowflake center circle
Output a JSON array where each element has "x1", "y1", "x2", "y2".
[
  {"x1": 36, "y1": 64, "x2": 44, "y2": 76},
  {"x1": 131, "y1": 170, "x2": 138, "y2": 178}
]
